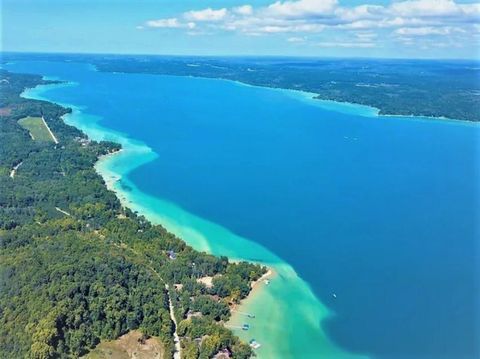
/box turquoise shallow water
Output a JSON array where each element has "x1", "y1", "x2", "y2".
[{"x1": 6, "y1": 60, "x2": 480, "y2": 359}]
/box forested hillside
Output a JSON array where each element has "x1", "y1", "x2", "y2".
[{"x1": 0, "y1": 70, "x2": 265, "y2": 359}]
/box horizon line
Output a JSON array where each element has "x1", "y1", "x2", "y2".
[{"x1": 1, "y1": 50, "x2": 479, "y2": 62}]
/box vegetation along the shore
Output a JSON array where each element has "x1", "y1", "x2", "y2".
[
  {"x1": 0, "y1": 69, "x2": 266, "y2": 359},
  {"x1": 4, "y1": 53, "x2": 478, "y2": 122}
]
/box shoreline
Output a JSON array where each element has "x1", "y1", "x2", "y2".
[
  {"x1": 20, "y1": 78, "x2": 277, "y2": 354},
  {"x1": 89, "y1": 65, "x2": 479, "y2": 124},
  {"x1": 72, "y1": 108, "x2": 281, "y2": 346},
  {"x1": 96, "y1": 144, "x2": 276, "y2": 313},
  {"x1": 249, "y1": 269, "x2": 274, "y2": 296},
  {"x1": 16, "y1": 66, "x2": 367, "y2": 359},
  {"x1": 223, "y1": 78, "x2": 480, "y2": 125},
  {"x1": 96, "y1": 148, "x2": 124, "y2": 163}
]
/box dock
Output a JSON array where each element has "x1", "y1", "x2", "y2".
[
  {"x1": 225, "y1": 324, "x2": 250, "y2": 331},
  {"x1": 231, "y1": 310, "x2": 255, "y2": 318}
]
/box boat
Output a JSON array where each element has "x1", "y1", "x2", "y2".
[{"x1": 249, "y1": 339, "x2": 261, "y2": 349}]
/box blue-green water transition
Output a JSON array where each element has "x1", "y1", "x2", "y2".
[{"x1": 5, "y1": 60, "x2": 479, "y2": 359}]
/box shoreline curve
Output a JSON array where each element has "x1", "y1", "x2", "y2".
[{"x1": 18, "y1": 69, "x2": 368, "y2": 359}]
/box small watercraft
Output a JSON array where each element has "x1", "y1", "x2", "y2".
[{"x1": 249, "y1": 339, "x2": 261, "y2": 349}]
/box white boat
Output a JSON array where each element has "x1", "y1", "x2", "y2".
[{"x1": 249, "y1": 339, "x2": 261, "y2": 349}]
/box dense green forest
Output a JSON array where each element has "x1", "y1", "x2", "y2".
[{"x1": 0, "y1": 70, "x2": 265, "y2": 359}]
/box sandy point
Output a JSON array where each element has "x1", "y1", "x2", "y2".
[{"x1": 251, "y1": 268, "x2": 274, "y2": 290}]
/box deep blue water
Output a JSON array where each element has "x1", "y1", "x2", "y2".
[{"x1": 6, "y1": 61, "x2": 480, "y2": 358}]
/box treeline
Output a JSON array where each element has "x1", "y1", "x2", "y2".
[
  {"x1": 4, "y1": 54, "x2": 480, "y2": 122},
  {"x1": 1, "y1": 232, "x2": 173, "y2": 358},
  {"x1": 91, "y1": 56, "x2": 480, "y2": 122},
  {"x1": 0, "y1": 70, "x2": 265, "y2": 358}
]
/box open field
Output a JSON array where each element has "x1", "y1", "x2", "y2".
[
  {"x1": 18, "y1": 116, "x2": 56, "y2": 142},
  {"x1": 84, "y1": 331, "x2": 164, "y2": 359}
]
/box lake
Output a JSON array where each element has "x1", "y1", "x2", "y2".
[{"x1": 5, "y1": 60, "x2": 479, "y2": 359}]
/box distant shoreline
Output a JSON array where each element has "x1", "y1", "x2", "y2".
[
  {"x1": 3, "y1": 54, "x2": 478, "y2": 122},
  {"x1": 89, "y1": 65, "x2": 480, "y2": 124}
]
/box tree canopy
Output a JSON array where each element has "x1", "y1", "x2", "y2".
[{"x1": 0, "y1": 69, "x2": 266, "y2": 358}]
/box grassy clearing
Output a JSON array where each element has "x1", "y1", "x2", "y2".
[
  {"x1": 84, "y1": 331, "x2": 164, "y2": 359},
  {"x1": 18, "y1": 116, "x2": 55, "y2": 142}
]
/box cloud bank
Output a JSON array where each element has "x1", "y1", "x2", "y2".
[{"x1": 139, "y1": 0, "x2": 479, "y2": 51}]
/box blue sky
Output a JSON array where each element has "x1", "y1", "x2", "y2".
[{"x1": 2, "y1": 0, "x2": 479, "y2": 58}]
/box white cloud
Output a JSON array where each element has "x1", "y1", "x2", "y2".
[
  {"x1": 355, "y1": 31, "x2": 378, "y2": 41},
  {"x1": 217, "y1": 14, "x2": 327, "y2": 35},
  {"x1": 390, "y1": 0, "x2": 479, "y2": 18},
  {"x1": 143, "y1": 0, "x2": 479, "y2": 33},
  {"x1": 395, "y1": 26, "x2": 465, "y2": 36},
  {"x1": 266, "y1": 0, "x2": 338, "y2": 18},
  {"x1": 145, "y1": 18, "x2": 196, "y2": 29},
  {"x1": 187, "y1": 30, "x2": 212, "y2": 36},
  {"x1": 335, "y1": 5, "x2": 385, "y2": 22},
  {"x1": 396, "y1": 36, "x2": 415, "y2": 45},
  {"x1": 315, "y1": 41, "x2": 376, "y2": 48},
  {"x1": 287, "y1": 36, "x2": 307, "y2": 42},
  {"x1": 184, "y1": 8, "x2": 228, "y2": 22},
  {"x1": 139, "y1": 0, "x2": 479, "y2": 54},
  {"x1": 233, "y1": 5, "x2": 253, "y2": 15},
  {"x1": 145, "y1": 18, "x2": 182, "y2": 28},
  {"x1": 254, "y1": 23, "x2": 325, "y2": 33},
  {"x1": 336, "y1": 14, "x2": 444, "y2": 31}
]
